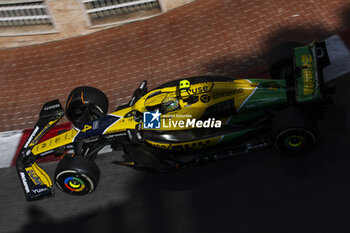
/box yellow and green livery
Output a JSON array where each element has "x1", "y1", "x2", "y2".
[{"x1": 16, "y1": 41, "x2": 334, "y2": 201}]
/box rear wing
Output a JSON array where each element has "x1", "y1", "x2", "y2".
[{"x1": 294, "y1": 42, "x2": 332, "y2": 103}]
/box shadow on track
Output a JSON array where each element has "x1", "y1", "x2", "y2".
[
  {"x1": 17, "y1": 128, "x2": 350, "y2": 233},
  {"x1": 16, "y1": 73, "x2": 350, "y2": 233},
  {"x1": 202, "y1": 25, "x2": 341, "y2": 78}
]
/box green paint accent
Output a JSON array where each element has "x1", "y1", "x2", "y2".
[
  {"x1": 224, "y1": 79, "x2": 288, "y2": 123},
  {"x1": 228, "y1": 109, "x2": 266, "y2": 123},
  {"x1": 219, "y1": 129, "x2": 250, "y2": 144},
  {"x1": 294, "y1": 43, "x2": 321, "y2": 102},
  {"x1": 239, "y1": 79, "x2": 288, "y2": 113},
  {"x1": 247, "y1": 79, "x2": 286, "y2": 88}
]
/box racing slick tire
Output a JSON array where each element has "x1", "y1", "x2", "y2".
[
  {"x1": 54, "y1": 156, "x2": 100, "y2": 195},
  {"x1": 66, "y1": 86, "x2": 109, "y2": 127},
  {"x1": 268, "y1": 42, "x2": 303, "y2": 79},
  {"x1": 272, "y1": 108, "x2": 317, "y2": 155}
]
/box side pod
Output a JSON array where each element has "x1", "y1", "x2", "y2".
[{"x1": 16, "y1": 99, "x2": 64, "y2": 201}]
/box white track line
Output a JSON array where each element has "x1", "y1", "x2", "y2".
[{"x1": 0, "y1": 130, "x2": 22, "y2": 168}]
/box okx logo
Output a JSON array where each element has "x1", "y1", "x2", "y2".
[{"x1": 143, "y1": 110, "x2": 161, "y2": 129}]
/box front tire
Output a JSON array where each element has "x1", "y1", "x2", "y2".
[
  {"x1": 66, "y1": 86, "x2": 109, "y2": 127},
  {"x1": 54, "y1": 156, "x2": 100, "y2": 195}
]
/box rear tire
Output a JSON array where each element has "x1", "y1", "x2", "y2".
[
  {"x1": 54, "y1": 156, "x2": 100, "y2": 195},
  {"x1": 268, "y1": 42, "x2": 302, "y2": 79},
  {"x1": 272, "y1": 108, "x2": 317, "y2": 155},
  {"x1": 66, "y1": 86, "x2": 109, "y2": 127}
]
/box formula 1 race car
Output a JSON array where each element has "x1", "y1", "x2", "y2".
[{"x1": 17, "y1": 41, "x2": 334, "y2": 201}]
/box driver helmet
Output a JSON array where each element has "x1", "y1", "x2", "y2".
[{"x1": 161, "y1": 97, "x2": 179, "y2": 113}]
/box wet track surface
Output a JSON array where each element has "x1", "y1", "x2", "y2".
[{"x1": 1, "y1": 76, "x2": 350, "y2": 233}]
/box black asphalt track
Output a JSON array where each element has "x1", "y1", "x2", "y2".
[{"x1": 0, "y1": 75, "x2": 349, "y2": 233}]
